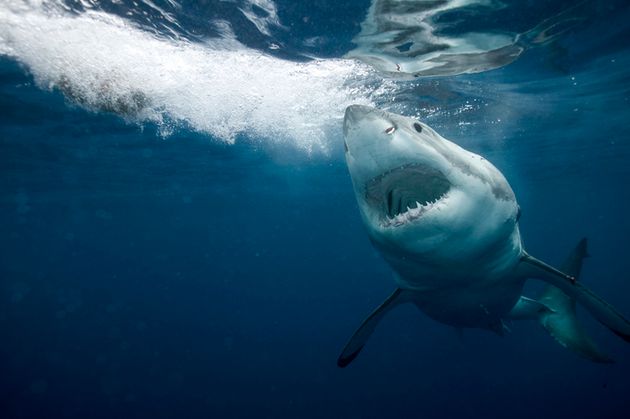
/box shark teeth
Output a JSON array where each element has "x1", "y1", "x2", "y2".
[{"x1": 382, "y1": 195, "x2": 446, "y2": 228}]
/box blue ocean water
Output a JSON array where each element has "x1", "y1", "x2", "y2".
[{"x1": 1, "y1": 1, "x2": 629, "y2": 418}]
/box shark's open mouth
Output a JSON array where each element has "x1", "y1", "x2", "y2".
[{"x1": 366, "y1": 163, "x2": 451, "y2": 227}]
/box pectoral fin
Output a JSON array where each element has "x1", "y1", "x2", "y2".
[{"x1": 337, "y1": 288, "x2": 409, "y2": 368}]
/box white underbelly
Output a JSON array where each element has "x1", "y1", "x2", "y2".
[{"x1": 409, "y1": 277, "x2": 525, "y2": 329}]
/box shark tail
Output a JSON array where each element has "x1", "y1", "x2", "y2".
[
  {"x1": 538, "y1": 238, "x2": 613, "y2": 362},
  {"x1": 337, "y1": 288, "x2": 409, "y2": 368},
  {"x1": 521, "y1": 238, "x2": 615, "y2": 363}
]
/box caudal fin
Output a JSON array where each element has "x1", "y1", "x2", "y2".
[
  {"x1": 520, "y1": 238, "x2": 629, "y2": 362},
  {"x1": 537, "y1": 239, "x2": 613, "y2": 362},
  {"x1": 337, "y1": 288, "x2": 408, "y2": 368}
]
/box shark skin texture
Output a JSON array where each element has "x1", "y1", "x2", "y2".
[{"x1": 338, "y1": 105, "x2": 630, "y2": 367}]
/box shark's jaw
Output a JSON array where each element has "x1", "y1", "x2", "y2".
[{"x1": 365, "y1": 163, "x2": 451, "y2": 228}]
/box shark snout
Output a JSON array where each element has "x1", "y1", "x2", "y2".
[
  {"x1": 345, "y1": 104, "x2": 373, "y2": 120},
  {"x1": 343, "y1": 105, "x2": 377, "y2": 136}
]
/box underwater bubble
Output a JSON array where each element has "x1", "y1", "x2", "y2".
[{"x1": 0, "y1": 1, "x2": 384, "y2": 153}]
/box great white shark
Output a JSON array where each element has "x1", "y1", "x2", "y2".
[{"x1": 338, "y1": 104, "x2": 630, "y2": 367}]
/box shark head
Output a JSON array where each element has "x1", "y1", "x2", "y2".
[{"x1": 343, "y1": 105, "x2": 522, "y2": 283}]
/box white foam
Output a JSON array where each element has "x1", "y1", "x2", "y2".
[{"x1": 0, "y1": 1, "x2": 384, "y2": 152}]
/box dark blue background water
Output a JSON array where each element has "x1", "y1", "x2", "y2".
[{"x1": 1, "y1": 1, "x2": 630, "y2": 418}]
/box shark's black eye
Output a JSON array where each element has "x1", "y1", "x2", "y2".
[
  {"x1": 385, "y1": 126, "x2": 396, "y2": 135},
  {"x1": 516, "y1": 206, "x2": 522, "y2": 222},
  {"x1": 413, "y1": 122, "x2": 423, "y2": 133}
]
